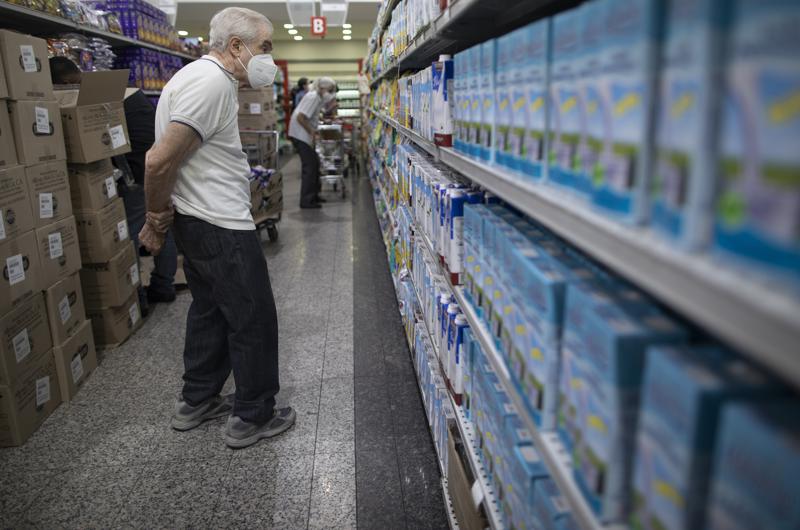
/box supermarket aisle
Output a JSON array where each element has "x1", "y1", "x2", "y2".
[{"x1": 0, "y1": 155, "x2": 444, "y2": 529}]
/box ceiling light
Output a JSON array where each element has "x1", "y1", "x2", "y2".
[
  {"x1": 283, "y1": 23, "x2": 294, "y2": 29},
  {"x1": 178, "y1": 30, "x2": 188, "y2": 36},
  {"x1": 342, "y1": 23, "x2": 351, "y2": 28},
  {"x1": 294, "y1": 35, "x2": 303, "y2": 41},
  {"x1": 343, "y1": 35, "x2": 351, "y2": 40},
  {"x1": 197, "y1": 36, "x2": 203, "y2": 41},
  {"x1": 288, "y1": 29, "x2": 298, "y2": 35},
  {"x1": 342, "y1": 29, "x2": 351, "y2": 34}
]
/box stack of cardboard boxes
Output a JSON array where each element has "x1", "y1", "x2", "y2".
[{"x1": 53, "y1": 71, "x2": 144, "y2": 349}]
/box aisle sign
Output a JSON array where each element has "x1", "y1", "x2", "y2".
[{"x1": 311, "y1": 16, "x2": 327, "y2": 37}]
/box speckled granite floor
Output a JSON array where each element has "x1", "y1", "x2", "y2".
[{"x1": 0, "y1": 155, "x2": 445, "y2": 530}]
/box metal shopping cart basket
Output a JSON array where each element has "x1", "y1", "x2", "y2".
[
  {"x1": 316, "y1": 124, "x2": 347, "y2": 199},
  {"x1": 241, "y1": 130, "x2": 282, "y2": 242}
]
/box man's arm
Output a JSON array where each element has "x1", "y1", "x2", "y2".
[{"x1": 296, "y1": 112, "x2": 316, "y2": 138}]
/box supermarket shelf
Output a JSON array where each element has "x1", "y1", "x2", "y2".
[
  {"x1": 0, "y1": 2, "x2": 197, "y2": 61},
  {"x1": 370, "y1": 108, "x2": 800, "y2": 389},
  {"x1": 442, "y1": 479, "x2": 461, "y2": 530}
]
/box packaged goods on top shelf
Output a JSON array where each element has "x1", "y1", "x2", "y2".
[
  {"x1": 114, "y1": 47, "x2": 182, "y2": 89},
  {"x1": 96, "y1": 0, "x2": 180, "y2": 49},
  {"x1": 49, "y1": 33, "x2": 116, "y2": 71}
]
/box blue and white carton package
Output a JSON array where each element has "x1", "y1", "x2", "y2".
[
  {"x1": 494, "y1": 32, "x2": 514, "y2": 168},
  {"x1": 534, "y1": 478, "x2": 573, "y2": 530},
  {"x1": 522, "y1": 19, "x2": 551, "y2": 181},
  {"x1": 479, "y1": 40, "x2": 497, "y2": 162}
]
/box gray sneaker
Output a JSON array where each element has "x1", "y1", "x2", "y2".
[
  {"x1": 171, "y1": 394, "x2": 234, "y2": 431},
  {"x1": 224, "y1": 407, "x2": 297, "y2": 449}
]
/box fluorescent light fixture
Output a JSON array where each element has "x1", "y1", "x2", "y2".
[
  {"x1": 197, "y1": 36, "x2": 203, "y2": 41},
  {"x1": 294, "y1": 35, "x2": 303, "y2": 40},
  {"x1": 342, "y1": 23, "x2": 351, "y2": 28},
  {"x1": 283, "y1": 23, "x2": 294, "y2": 29},
  {"x1": 342, "y1": 29, "x2": 351, "y2": 34},
  {"x1": 178, "y1": 30, "x2": 188, "y2": 36},
  {"x1": 288, "y1": 29, "x2": 298, "y2": 34},
  {"x1": 343, "y1": 35, "x2": 351, "y2": 40}
]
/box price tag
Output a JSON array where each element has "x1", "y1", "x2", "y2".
[
  {"x1": 129, "y1": 304, "x2": 139, "y2": 326},
  {"x1": 20, "y1": 45, "x2": 37, "y2": 73},
  {"x1": 70, "y1": 355, "x2": 84, "y2": 384},
  {"x1": 39, "y1": 193, "x2": 54, "y2": 219},
  {"x1": 117, "y1": 220, "x2": 129, "y2": 242},
  {"x1": 48, "y1": 232, "x2": 63, "y2": 259},
  {"x1": 105, "y1": 176, "x2": 117, "y2": 198},
  {"x1": 58, "y1": 295, "x2": 71, "y2": 324},
  {"x1": 35, "y1": 106, "x2": 50, "y2": 134},
  {"x1": 0, "y1": 209, "x2": 6, "y2": 240},
  {"x1": 13, "y1": 329, "x2": 31, "y2": 363},
  {"x1": 35, "y1": 376, "x2": 50, "y2": 407},
  {"x1": 109, "y1": 125, "x2": 127, "y2": 149},
  {"x1": 249, "y1": 103, "x2": 262, "y2": 114},
  {"x1": 6, "y1": 254, "x2": 25, "y2": 285},
  {"x1": 130, "y1": 263, "x2": 140, "y2": 286}
]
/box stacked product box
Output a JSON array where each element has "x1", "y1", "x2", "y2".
[
  {"x1": 115, "y1": 48, "x2": 183, "y2": 90},
  {"x1": 248, "y1": 166, "x2": 283, "y2": 224},
  {"x1": 238, "y1": 87, "x2": 278, "y2": 132},
  {"x1": 100, "y1": 0, "x2": 179, "y2": 49}
]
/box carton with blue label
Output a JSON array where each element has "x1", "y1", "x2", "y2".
[
  {"x1": 494, "y1": 33, "x2": 514, "y2": 169},
  {"x1": 468, "y1": 46, "x2": 482, "y2": 158},
  {"x1": 534, "y1": 478, "x2": 573, "y2": 530},
  {"x1": 479, "y1": 40, "x2": 497, "y2": 162}
]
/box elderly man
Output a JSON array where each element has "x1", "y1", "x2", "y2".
[
  {"x1": 139, "y1": 7, "x2": 294, "y2": 449},
  {"x1": 289, "y1": 77, "x2": 337, "y2": 209}
]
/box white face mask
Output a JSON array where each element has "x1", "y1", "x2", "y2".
[{"x1": 237, "y1": 43, "x2": 278, "y2": 88}]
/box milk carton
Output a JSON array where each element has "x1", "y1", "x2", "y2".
[
  {"x1": 453, "y1": 52, "x2": 466, "y2": 152},
  {"x1": 521, "y1": 19, "x2": 551, "y2": 181},
  {"x1": 479, "y1": 40, "x2": 497, "y2": 162},
  {"x1": 495, "y1": 33, "x2": 515, "y2": 168},
  {"x1": 707, "y1": 400, "x2": 800, "y2": 530},
  {"x1": 468, "y1": 46, "x2": 482, "y2": 158},
  {"x1": 432, "y1": 55, "x2": 454, "y2": 147},
  {"x1": 714, "y1": 0, "x2": 800, "y2": 284},
  {"x1": 534, "y1": 478, "x2": 573, "y2": 530},
  {"x1": 592, "y1": 0, "x2": 662, "y2": 223},
  {"x1": 652, "y1": 0, "x2": 725, "y2": 248},
  {"x1": 549, "y1": 9, "x2": 584, "y2": 192},
  {"x1": 632, "y1": 346, "x2": 784, "y2": 530}
]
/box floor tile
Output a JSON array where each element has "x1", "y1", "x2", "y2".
[
  {"x1": 309, "y1": 450, "x2": 357, "y2": 530},
  {"x1": 355, "y1": 449, "x2": 406, "y2": 530}
]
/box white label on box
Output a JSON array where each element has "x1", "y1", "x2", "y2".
[
  {"x1": 129, "y1": 304, "x2": 139, "y2": 326},
  {"x1": 58, "y1": 294, "x2": 71, "y2": 324},
  {"x1": 105, "y1": 176, "x2": 117, "y2": 198},
  {"x1": 20, "y1": 45, "x2": 37, "y2": 73},
  {"x1": 117, "y1": 220, "x2": 129, "y2": 242},
  {"x1": 35, "y1": 106, "x2": 50, "y2": 134},
  {"x1": 130, "y1": 263, "x2": 140, "y2": 286},
  {"x1": 39, "y1": 193, "x2": 54, "y2": 219},
  {"x1": 48, "y1": 232, "x2": 63, "y2": 259},
  {"x1": 70, "y1": 354, "x2": 84, "y2": 383},
  {"x1": 249, "y1": 103, "x2": 262, "y2": 114},
  {"x1": 6, "y1": 254, "x2": 25, "y2": 285},
  {"x1": 0, "y1": 210, "x2": 5, "y2": 240},
  {"x1": 470, "y1": 480, "x2": 484, "y2": 509},
  {"x1": 35, "y1": 376, "x2": 50, "y2": 406},
  {"x1": 13, "y1": 329, "x2": 31, "y2": 363},
  {"x1": 109, "y1": 125, "x2": 127, "y2": 149}
]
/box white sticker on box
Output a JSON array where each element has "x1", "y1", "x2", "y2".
[
  {"x1": 470, "y1": 480, "x2": 484, "y2": 509},
  {"x1": 35, "y1": 376, "x2": 50, "y2": 406},
  {"x1": 249, "y1": 103, "x2": 262, "y2": 114},
  {"x1": 117, "y1": 220, "x2": 129, "y2": 242},
  {"x1": 35, "y1": 106, "x2": 49, "y2": 134},
  {"x1": 70, "y1": 354, "x2": 84, "y2": 383},
  {"x1": 20, "y1": 45, "x2": 37, "y2": 73},
  {"x1": 48, "y1": 232, "x2": 63, "y2": 259},
  {"x1": 130, "y1": 263, "x2": 140, "y2": 286},
  {"x1": 6, "y1": 254, "x2": 25, "y2": 285},
  {"x1": 58, "y1": 295, "x2": 71, "y2": 324},
  {"x1": 109, "y1": 125, "x2": 127, "y2": 149},
  {"x1": 105, "y1": 176, "x2": 117, "y2": 198},
  {"x1": 129, "y1": 304, "x2": 139, "y2": 326},
  {"x1": 39, "y1": 193, "x2": 54, "y2": 219},
  {"x1": 13, "y1": 329, "x2": 31, "y2": 363},
  {"x1": 0, "y1": 210, "x2": 5, "y2": 240}
]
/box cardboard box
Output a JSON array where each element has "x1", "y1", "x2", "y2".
[
  {"x1": 0, "y1": 347, "x2": 61, "y2": 446},
  {"x1": 238, "y1": 87, "x2": 274, "y2": 115},
  {"x1": 53, "y1": 319, "x2": 96, "y2": 402},
  {"x1": 238, "y1": 112, "x2": 278, "y2": 131},
  {"x1": 0, "y1": 30, "x2": 54, "y2": 101},
  {"x1": 74, "y1": 197, "x2": 130, "y2": 264},
  {"x1": 0, "y1": 230, "x2": 41, "y2": 316},
  {"x1": 54, "y1": 70, "x2": 132, "y2": 163},
  {"x1": 80, "y1": 242, "x2": 139, "y2": 309},
  {"x1": 0, "y1": 103, "x2": 17, "y2": 169},
  {"x1": 86, "y1": 291, "x2": 141, "y2": 347},
  {"x1": 0, "y1": 165, "x2": 34, "y2": 242},
  {"x1": 68, "y1": 159, "x2": 119, "y2": 211},
  {"x1": 447, "y1": 423, "x2": 489, "y2": 530},
  {"x1": 26, "y1": 160, "x2": 73, "y2": 227},
  {"x1": 35, "y1": 216, "x2": 81, "y2": 288},
  {"x1": 7, "y1": 100, "x2": 67, "y2": 165},
  {"x1": 0, "y1": 293, "x2": 52, "y2": 386},
  {"x1": 0, "y1": 51, "x2": 7, "y2": 99},
  {"x1": 44, "y1": 272, "x2": 85, "y2": 345}
]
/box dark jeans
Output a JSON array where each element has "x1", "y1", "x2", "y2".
[
  {"x1": 172, "y1": 213, "x2": 280, "y2": 424},
  {"x1": 292, "y1": 138, "x2": 321, "y2": 207},
  {"x1": 118, "y1": 179, "x2": 177, "y2": 297}
]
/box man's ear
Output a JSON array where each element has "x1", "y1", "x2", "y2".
[{"x1": 229, "y1": 36, "x2": 243, "y2": 57}]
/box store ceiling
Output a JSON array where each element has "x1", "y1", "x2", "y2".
[{"x1": 175, "y1": 0, "x2": 379, "y2": 42}]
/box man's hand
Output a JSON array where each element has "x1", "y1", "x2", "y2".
[
  {"x1": 139, "y1": 222, "x2": 167, "y2": 256},
  {"x1": 146, "y1": 207, "x2": 174, "y2": 233}
]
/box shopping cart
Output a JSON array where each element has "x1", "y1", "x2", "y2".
[
  {"x1": 316, "y1": 124, "x2": 348, "y2": 199},
  {"x1": 241, "y1": 130, "x2": 282, "y2": 242}
]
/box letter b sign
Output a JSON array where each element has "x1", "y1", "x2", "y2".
[{"x1": 311, "y1": 16, "x2": 327, "y2": 36}]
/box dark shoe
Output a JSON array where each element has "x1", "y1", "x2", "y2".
[
  {"x1": 147, "y1": 287, "x2": 176, "y2": 305},
  {"x1": 171, "y1": 394, "x2": 234, "y2": 431},
  {"x1": 314, "y1": 196, "x2": 327, "y2": 203},
  {"x1": 224, "y1": 407, "x2": 297, "y2": 449},
  {"x1": 300, "y1": 203, "x2": 322, "y2": 209}
]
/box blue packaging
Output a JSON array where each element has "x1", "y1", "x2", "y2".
[
  {"x1": 479, "y1": 40, "x2": 497, "y2": 162},
  {"x1": 454, "y1": 52, "x2": 467, "y2": 153},
  {"x1": 520, "y1": 19, "x2": 551, "y2": 180},
  {"x1": 495, "y1": 32, "x2": 514, "y2": 168},
  {"x1": 534, "y1": 478, "x2": 572, "y2": 530},
  {"x1": 468, "y1": 46, "x2": 482, "y2": 158}
]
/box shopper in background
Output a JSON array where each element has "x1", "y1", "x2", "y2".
[
  {"x1": 49, "y1": 57, "x2": 178, "y2": 316},
  {"x1": 291, "y1": 76, "x2": 308, "y2": 110},
  {"x1": 289, "y1": 76, "x2": 337, "y2": 209},
  {"x1": 138, "y1": 6, "x2": 295, "y2": 449}
]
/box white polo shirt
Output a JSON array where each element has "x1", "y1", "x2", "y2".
[
  {"x1": 155, "y1": 55, "x2": 254, "y2": 230},
  {"x1": 288, "y1": 90, "x2": 324, "y2": 146}
]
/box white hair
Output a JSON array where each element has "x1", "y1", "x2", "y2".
[
  {"x1": 209, "y1": 7, "x2": 273, "y2": 52},
  {"x1": 314, "y1": 77, "x2": 336, "y2": 91}
]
